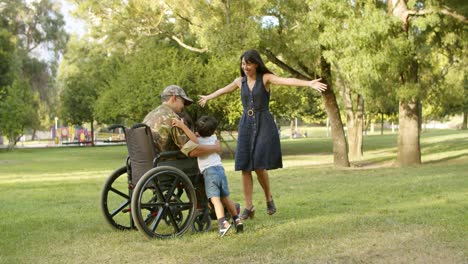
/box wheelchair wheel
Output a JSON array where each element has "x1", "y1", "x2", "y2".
[
  {"x1": 131, "y1": 166, "x2": 197, "y2": 239},
  {"x1": 192, "y1": 209, "x2": 212, "y2": 232},
  {"x1": 100, "y1": 165, "x2": 135, "y2": 230}
]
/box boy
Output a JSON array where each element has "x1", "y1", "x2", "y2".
[{"x1": 172, "y1": 115, "x2": 243, "y2": 237}]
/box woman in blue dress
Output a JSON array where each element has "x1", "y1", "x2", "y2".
[{"x1": 199, "y1": 50, "x2": 327, "y2": 219}]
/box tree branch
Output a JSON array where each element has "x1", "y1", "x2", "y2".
[
  {"x1": 260, "y1": 49, "x2": 311, "y2": 79},
  {"x1": 407, "y1": 7, "x2": 467, "y2": 23},
  {"x1": 298, "y1": 62, "x2": 318, "y2": 79},
  {"x1": 171, "y1": 35, "x2": 207, "y2": 53},
  {"x1": 163, "y1": 1, "x2": 203, "y2": 28},
  {"x1": 440, "y1": 7, "x2": 467, "y2": 23}
]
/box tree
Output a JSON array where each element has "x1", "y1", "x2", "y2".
[
  {"x1": 317, "y1": 1, "x2": 398, "y2": 160},
  {"x1": 387, "y1": 0, "x2": 467, "y2": 166},
  {"x1": 163, "y1": 0, "x2": 350, "y2": 166},
  {"x1": 0, "y1": 79, "x2": 38, "y2": 149},
  {"x1": 0, "y1": 0, "x2": 68, "y2": 146},
  {"x1": 0, "y1": 23, "x2": 16, "y2": 146},
  {"x1": 58, "y1": 36, "x2": 117, "y2": 145},
  {"x1": 69, "y1": 0, "x2": 467, "y2": 167},
  {"x1": 0, "y1": 28, "x2": 15, "y2": 90},
  {"x1": 92, "y1": 39, "x2": 208, "y2": 125}
]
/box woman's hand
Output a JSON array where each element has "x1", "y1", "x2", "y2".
[
  {"x1": 198, "y1": 95, "x2": 209, "y2": 107},
  {"x1": 309, "y1": 78, "x2": 327, "y2": 92}
]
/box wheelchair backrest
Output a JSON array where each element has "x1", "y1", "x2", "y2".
[{"x1": 124, "y1": 125, "x2": 156, "y2": 185}]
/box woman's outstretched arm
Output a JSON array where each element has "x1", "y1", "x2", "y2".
[
  {"x1": 198, "y1": 77, "x2": 242, "y2": 107},
  {"x1": 264, "y1": 74, "x2": 327, "y2": 92}
]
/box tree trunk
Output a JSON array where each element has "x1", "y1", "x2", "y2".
[
  {"x1": 218, "y1": 134, "x2": 235, "y2": 157},
  {"x1": 422, "y1": 116, "x2": 427, "y2": 133},
  {"x1": 364, "y1": 113, "x2": 372, "y2": 136},
  {"x1": 321, "y1": 56, "x2": 350, "y2": 167},
  {"x1": 342, "y1": 83, "x2": 364, "y2": 161},
  {"x1": 351, "y1": 96, "x2": 364, "y2": 160},
  {"x1": 91, "y1": 120, "x2": 95, "y2": 146},
  {"x1": 228, "y1": 131, "x2": 237, "y2": 141},
  {"x1": 380, "y1": 112, "x2": 384, "y2": 135},
  {"x1": 462, "y1": 111, "x2": 467, "y2": 130},
  {"x1": 32, "y1": 129, "x2": 37, "y2": 141},
  {"x1": 8, "y1": 131, "x2": 19, "y2": 150},
  {"x1": 290, "y1": 119, "x2": 294, "y2": 139},
  {"x1": 390, "y1": 0, "x2": 422, "y2": 166},
  {"x1": 397, "y1": 99, "x2": 421, "y2": 166},
  {"x1": 260, "y1": 48, "x2": 349, "y2": 166}
]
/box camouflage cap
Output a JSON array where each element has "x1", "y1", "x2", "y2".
[{"x1": 161, "y1": 85, "x2": 194, "y2": 105}]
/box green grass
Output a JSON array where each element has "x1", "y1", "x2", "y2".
[{"x1": 0, "y1": 129, "x2": 467, "y2": 263}]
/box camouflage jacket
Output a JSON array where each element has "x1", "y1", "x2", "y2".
[{"x1": 142, "y1": 104, "x2": 198, "y2": 156}]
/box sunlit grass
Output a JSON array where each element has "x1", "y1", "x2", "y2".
[{"x1": 0, "y1": 129, "x2": 467, "y2": 263}]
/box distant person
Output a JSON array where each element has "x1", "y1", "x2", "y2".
[
  {"x1": 198, "y1": 49, "x2": 327, "y2": 220},
  {"x1": 172, "y1": 115, "x2": 243, "y2": 237}
]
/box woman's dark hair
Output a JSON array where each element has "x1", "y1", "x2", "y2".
[
  {"x1": 239, "y1": 49, "x2": 273, "y2": 77},
  {"x1": 196, "y1": 116, "x2": 218, "y2": 137}
]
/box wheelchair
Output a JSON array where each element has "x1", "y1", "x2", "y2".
[{"x1": 100, "y1": 123, "x2": 215, "y2": 239}]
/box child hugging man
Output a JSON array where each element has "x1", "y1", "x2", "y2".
[{"x1": 172, "y1": 115, "x2": 243, "y2": 237}]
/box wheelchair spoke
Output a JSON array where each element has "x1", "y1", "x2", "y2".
[
  {"x1": 110, "y1": 200, "x2": 130, "y2": 217},
  {"x1": 140, "y1": 194, "x2": 163, "y2": 211},
  {"x1": 194, "y1": 220, "x2": 202, "y2": 229},
  {"x1": 109, "y1": 187, "x2": 129, "y2": 199},
  {"x1": 139, "y1": 202, "x2": 164, "y2": 209},
  {"x1": 171, "y1": 202, "x2": 193, "y2": 211},
  {"x1": 149, "y1": 208, "x2": 164, "y2": 232},
  {"x1": 153, "y1": 183, "x2": 167, "y2": 203},
  {"x1": 166, "y1": 208, "x2": 181, "y2": 233},
  {"x1": 163, "y1": 176, "x2": 180, "y2": 201}
]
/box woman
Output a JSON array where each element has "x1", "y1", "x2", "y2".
[{"x1": 199, "y1": 49, "x2": 327, "y2": 219}]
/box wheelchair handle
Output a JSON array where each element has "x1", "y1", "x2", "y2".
[
  {"x1": 131, "y1": 123, "x2": 150, "y2": 129},
  {"x1": 108, "y1": 124, "x2": 125, "y2": 131}
]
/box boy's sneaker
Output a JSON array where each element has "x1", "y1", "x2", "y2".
[
  {"x1": 234, "y1": 219, "x2": 244, "y2": 233},
  {"x1": 219, "y1": 221, "x2": 231, "y2": 237}
]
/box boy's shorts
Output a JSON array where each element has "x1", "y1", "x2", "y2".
[{"x1": 202, "y1": 165, "x2": 230, "y2": 199}]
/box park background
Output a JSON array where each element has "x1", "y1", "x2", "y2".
[{"x1": 0, "y1": 0, "x2": 467, "y2": 263}]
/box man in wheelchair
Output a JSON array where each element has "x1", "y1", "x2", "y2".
[
  {"x1": 142, "y1": 84, "x2": 221, "y2": 158},
  {"x1": 102, "y1": 85, "x2": 233, "y2": 238}
]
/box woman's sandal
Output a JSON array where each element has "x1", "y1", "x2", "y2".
[
  {"x1": 266, "y1": 199, "x2": 277, "y2": 215},
  {"x1": 240, "y1": 206, "x2": 255, "y2": 220}
]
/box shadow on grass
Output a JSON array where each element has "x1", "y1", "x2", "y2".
[
  {"x1": 424, "y1": 153, "x2": 468, "y2": 165},
  {"x1": 421, "y1": 139, "x2": 468, "y2": 155},
  {"x1": 250, "y1": 161, "x2": 466, "y2": 249}
]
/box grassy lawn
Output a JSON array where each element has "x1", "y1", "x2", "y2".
[{"x1": 0, "y1": 129, "x2": 467, "y2": 263}]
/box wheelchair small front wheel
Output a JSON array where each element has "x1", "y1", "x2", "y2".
[{"x1": 192, "y1": 209, "x2": 212, "y2": 232}]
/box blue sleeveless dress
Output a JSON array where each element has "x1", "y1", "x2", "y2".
[{"x1": 235, "y1": 74, "x2": 283, "y2": 171}]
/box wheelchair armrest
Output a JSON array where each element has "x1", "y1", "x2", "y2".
[{"x1": 155, "y1": 150, "x2": 188, "y2": 161}]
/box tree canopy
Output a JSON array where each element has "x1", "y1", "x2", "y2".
[
  {"x1": 24, "y1": 0, "x2": 468, "y2": 166},
  {"x1": 0, "y1": 0, "x2": 68, "y2": 147}
]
